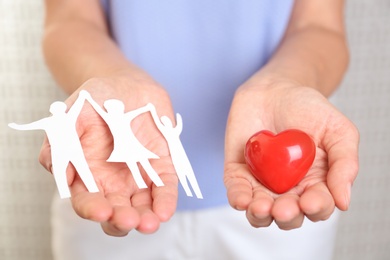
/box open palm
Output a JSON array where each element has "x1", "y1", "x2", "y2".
[
  {"x1": 40, "y1": 77, "x2": 178, "y2": 236},
  {"x1": 224, "y1": 82, "x2": 359, "y2": 230}
]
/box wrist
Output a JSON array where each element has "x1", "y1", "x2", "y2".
[{"x1": 238, "y1": 70, "x2": 303, "y2": 94}]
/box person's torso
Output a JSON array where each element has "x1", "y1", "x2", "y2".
[{"x1": 101, "y1": 0, "x2": 294, "y2": 210}]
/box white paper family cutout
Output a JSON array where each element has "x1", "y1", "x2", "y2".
[{"x1": 8, "y1": 90, "x2": 203, "y2": 199}]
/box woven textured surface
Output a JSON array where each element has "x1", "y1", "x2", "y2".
[
  {"x1": 333, "y1": 1, "x2": 390, "y2": 259},
  {"x1": 0, "y1": 1, "x2": 61, "y2": 259},
  {"x1": 0, "y1": 1, "x2": 389, "y2": 259}
]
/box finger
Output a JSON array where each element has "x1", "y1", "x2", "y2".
[
  {"x1": 70, "y1": 178, "x2": 112, "y2": 222},
  {"x1": 272, "y1": 193, "x2": 304, "y2": 230},
  {"x1": 325, "y1": 125, "x2": 359, "y2": 210},
  {"x1": 246, "y1": 190, "x2": 274, "y2": 228},
  {"x1": 224, "y1": 174, "x2": 253, "y2": 211},
  {"x1": 101, "y1": 215, "x2": 131, "y2": 237},
  {"x1": 299, "y1": 182, "x2": 335, "y2": 222},
  {"x1": 152, "y1": 172, "x2": 178, "y2": 222},
  {"x1": 71, "y1": 191, "x2": 113, "y2": 222},
  {"x1": 224, "y1": 164, "x2": 258, "y2": 211},
  {"x1": 38, "y1": 136, "x2": 52, "y2": 173},
  {"x1": 100, "y1": 192, "x2": 141, "y2": 236},
  {"x1": 131, "y1": 188, "x2": 160, "y2": 234}
]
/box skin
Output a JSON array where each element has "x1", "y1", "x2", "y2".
[
  {"x1": 225, "y1": 0, "x2": 359, "y2": 229},
  {"x1": 41, "y1": 0, "x2": 359, "y2": 235}
]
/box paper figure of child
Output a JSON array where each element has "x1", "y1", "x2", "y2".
[
  {"x1": 83, "y1": 91, "x2": 164, "y2": 189},
  {"x1": 150, "y1": 105, "x2": 203, "y2": 199},
  {"x1": 8, "y1": 92, "x2": 99, "y2": 198}
]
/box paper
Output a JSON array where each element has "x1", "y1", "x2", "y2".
[
  {"x1": 8, "y1": 93, "x2": 99, "y2": 198},
  {"x1": 9, "y1": 90, "x2": 203, "y2": 199},
  {"x1": 150, "y1": 110, "x2": 203, "y2": 199}
]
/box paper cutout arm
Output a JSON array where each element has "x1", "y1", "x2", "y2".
[
  {"x1": 67, "y1": 91, "x2": 87, "y2": 119},
  {"x1": 164, "y1": 114, "x2": 183, "y2": 135},
  {"x1": 150, "y1": 105, "x2": 182, "y2": 135},
  {"x1": 149, "y1": 104, "x2": 174, "y2": 131},
  {"x1": 125, "y1": 103, "x2": 153, "y2": 120},
  {"x1": 8, "y1": 119, "x2": 47, "y2": 131},
  {"x1": 82, "y1": 91, "x2": 109, "y2": 120},
  {"x1": 174, "y1": 114, "x2": 183, "y2": 133}
]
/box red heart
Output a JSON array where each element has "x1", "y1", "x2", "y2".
[{"x1": 244, "y1": 129, "x2": 316, "y2": 194}]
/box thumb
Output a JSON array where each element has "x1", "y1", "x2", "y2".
[
  {"x1": 39, "y1": 135, "x2": 53, "y2": 173},
  {"x1": 325, "y1": 125, "x2": 359, "y2": 210}
]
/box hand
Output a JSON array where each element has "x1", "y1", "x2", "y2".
[
  {"x1": 224, "y1": 79, "x2": 359, "y2": 230},
  {"x1": 39, "y1": 73, "x2": 178, "y2": 236}
]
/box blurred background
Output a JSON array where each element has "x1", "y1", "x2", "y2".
[{"x1": 0, "y1": 0, "x2": 389, "y2": 259}]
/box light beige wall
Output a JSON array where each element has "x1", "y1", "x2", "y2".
[
  {"x1": 0, "y1": 1, "x2": 388, "y2": 259},
  {"x1": 333, "y1": 0, "x2": 390, "y2": 259},
  {"x1": 0, "y1": 1, "x2": 60, "y2": 259}
]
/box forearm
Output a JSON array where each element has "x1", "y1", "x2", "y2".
[
  {"x1": 42, "y1": 0, "x2": 152, "y2": 94},
  {"x1": 251, "y1": 0, "x2": 349, "y2": 97},
  {"x1": 257, "y1": 27, "x2": 348, "y2": 97}
]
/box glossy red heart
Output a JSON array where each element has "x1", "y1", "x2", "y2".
[{"x1": 244, "y1": 129, "x2": 316, "y2": 194}]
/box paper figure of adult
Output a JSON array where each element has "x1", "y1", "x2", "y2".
[
  {"x1": 9, "y1": 90, "x2": 203, "y2": 199},
  {"x1": 8, "y1": 92, "x2": 99, "y2": 198},
  {"x1": 83, "y1": 90, "x2": 164, "y2": 189},
  {"x1": 150, "y1": 105, "x2": 203, "y2": 199}
]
